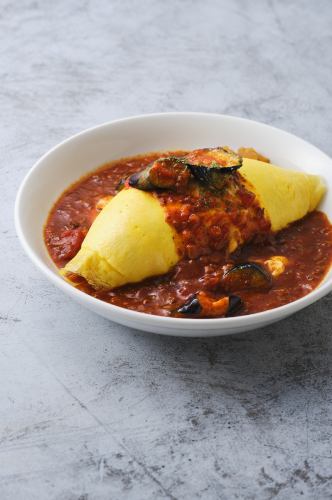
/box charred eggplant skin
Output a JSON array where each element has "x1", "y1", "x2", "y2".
[
  {"x1": 226, "y1": 295, "x2": 243, "y2": 316},
  {"x1": 128, "y1": 157, "x2": 188, "y2": 191},
  {"x1": 183, "y1": 147, "x2": 242, "y2": 190},
  {"x1": 222, "y1": 262, "x2": 272, "y2": 292},
  {"x1": 187, "y1": 165, "x2": 237, "y2": 190},
  {"x1": 116, "y1": 177, "x2": 126, "y2": 192},
  {"x1": 128, "y1": 167, "x2": 154, "y2": 190},
  {"x1": 177, "y1": 292, "x2": 243, "y2": 317},
  {"x1": 177, "y1": 295, "x2": 202, "y2": 314}
]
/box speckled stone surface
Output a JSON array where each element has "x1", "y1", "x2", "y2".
[{"x1": 1, "y1": 0, "x2": 332, "y2": 498}]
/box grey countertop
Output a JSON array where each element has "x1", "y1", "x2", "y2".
[{"x1": 1, "y1": 0, "x2": 332, "y2": 498}]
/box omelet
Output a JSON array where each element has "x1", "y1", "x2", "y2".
[
  {"x1": 240, "y1": 159, "x2": 326, "y2": 231},
  {"x1": 64, "y1": 188, "x2": 179, "y2": 289},
  {"x1": 63, "y1": 156, "x2": 325, "y2": 289}
]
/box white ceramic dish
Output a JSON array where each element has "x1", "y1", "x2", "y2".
[{"x1": 15, "y1": 113, "x2": 332, "y2": 337}]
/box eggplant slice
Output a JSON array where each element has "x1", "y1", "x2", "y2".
[
  {"x1": 148, "y1": 157, "x2": 190, "y2": 189},
  {"x1": 129, "y1": 147, "x2": 242, "y2": 192},
  {"x1": 177, "y1": 295, "x2": 202, "y2": 315},
  {"x1": 226, "y1": 295, "x2": 243, "y2": 316},
  {"x1": 182, "y1": 147, "x2": 242, "y2": 190},
  {"x1": 222, "y1": 262, "x2": 272, "y2": 292},
  {"x1": 128, "y1": 166, "x2": 154, "y2": 190},
  {"x1": 184, "y1": 146, "x2": 242, "y2": 169},
  {"x1": 177, "y1": 292, "x2": 243, "y2": 317},
  {"x1": 129, "y1": 157, "x2": 189, "y2": 191}
]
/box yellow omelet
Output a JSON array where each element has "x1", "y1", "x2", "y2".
[
  {"x1": 240, "y1": 159, "x2": 326, "y2": 231},
  {"x1": 63, "y1": 188, "x2": 179, "y2": 289}
]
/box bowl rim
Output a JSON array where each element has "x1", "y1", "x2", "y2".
[{"x1": 15, "y1": 111, "x2": 332, "y2": 330}]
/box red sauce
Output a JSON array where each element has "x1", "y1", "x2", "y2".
[
  {"x1": 157, "y1": 174, "x2": 270, "y2": 260},
  {"x1": 44, "y1": 152, "x2": 332, "y2": 317}
]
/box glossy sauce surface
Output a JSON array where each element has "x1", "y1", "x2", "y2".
[{"x1": 45, "y1": 152, "x2": 332, "y2": 317}]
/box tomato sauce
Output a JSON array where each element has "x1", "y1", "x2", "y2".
[
  {"x1": 44, "y1": 152, "x2": 332, "y2": 317},
  {"x1": 157, "y1": 174, "x2": 270, "y2": 260}
]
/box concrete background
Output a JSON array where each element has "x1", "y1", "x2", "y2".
[{"x1": 1, "y1": 0, "x2": 332, "y2": 498}]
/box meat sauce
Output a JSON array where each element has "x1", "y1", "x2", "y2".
[
  {"x1": 44, "y1": 152, "x2": 332, "y2": 317},
  {"x1": 156, "y1": 174, "x2": 270, "y2": 260}
]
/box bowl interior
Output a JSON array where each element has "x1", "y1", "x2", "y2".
[{"x1": 16, "y1": 113, "x2": 332, "y2": 333}]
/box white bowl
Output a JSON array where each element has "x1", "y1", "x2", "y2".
[{"x1": 15, "y1": 113, "x2": 332, "y2": 337}]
